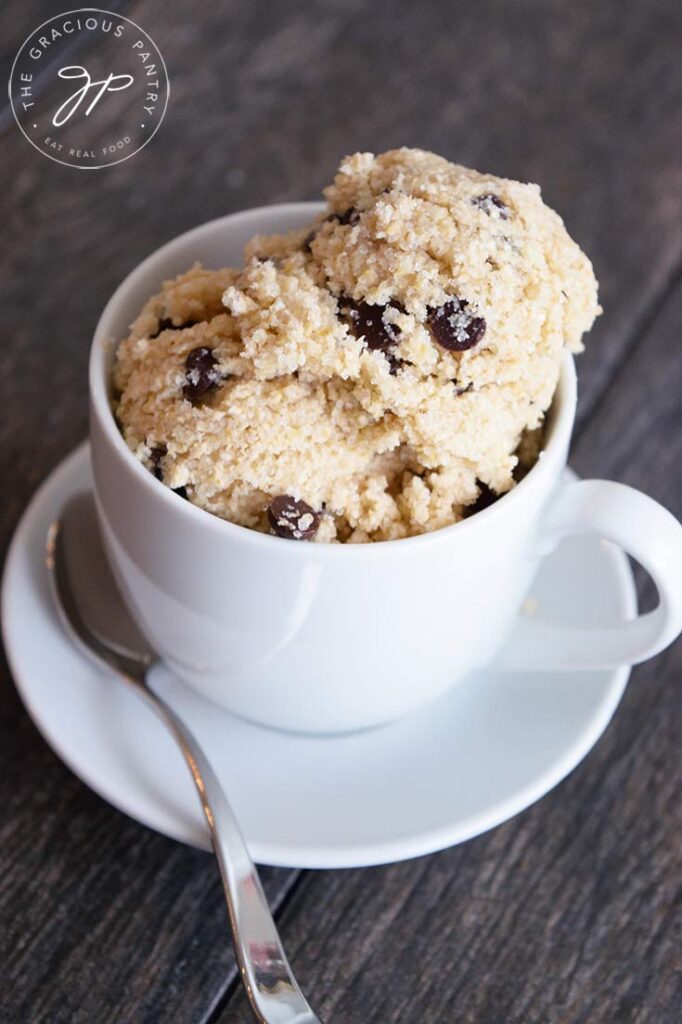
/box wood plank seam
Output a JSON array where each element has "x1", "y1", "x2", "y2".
[
  {"x1": 575, "y1": 258, "x2": 682, "y2": 442},
  {"x1": 199, "y1": 865, "x2": 305, "y2": 1024}
]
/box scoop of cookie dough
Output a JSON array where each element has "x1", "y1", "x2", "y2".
[{"x1": 114, "y1": 148, "x2": 599, "y2": 542}]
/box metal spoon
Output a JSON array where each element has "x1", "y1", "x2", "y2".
[{"x1": 47, "y1": 493, "x2": 322, "y2": 1024}]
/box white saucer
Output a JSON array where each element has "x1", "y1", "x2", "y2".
[{"x1": 2, "y1": 444, "x2": 636, "y2": 869}]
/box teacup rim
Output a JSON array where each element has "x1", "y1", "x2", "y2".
[{"x1": 90, "y1": 203, "x2": 577, "y2": 557}]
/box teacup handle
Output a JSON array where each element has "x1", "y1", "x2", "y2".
[{"x1": 497, "y1": 479, "x2": 682, "y2": 670}]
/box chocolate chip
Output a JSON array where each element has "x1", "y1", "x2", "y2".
[
  {"x1": 149, "y1": 445, "x2": 167, "y2": 480},
  {"x1": 472, "y1": 193, "x2": 511, "y2": 219},
  {"x1": 454, "y1": 381, "x2": 474, "y2": 396},
  {"x1": 267, "y1": 496, "x2": 320, "y2": 540},
  {"x1": 339, "y1": 296, "x2": 404, "y2": 373},
  {"x1": 428, "y1": 299, "x2": 486, "y2": 352},
  {"x1": 329, "y1": 207, "x2": 359, "y2": 226},
  {"x1": 339, "y1": 296, "x2": 402, "y2": 354},
  {"x1": 386, "y1": 353, "x2": 404, "y2": 376},
  {"x1": 149, "y1": 444, "x2": 188, "y2": 497},
  {"x1": 151, "y1": 317, "x2": 198, "y2": 339},
  {"x1": 467, "y1": 482, "x2": 498, "y2": 517},
  {"x1": 183, "y1": 347, "x2": 222, "y2": 402}
]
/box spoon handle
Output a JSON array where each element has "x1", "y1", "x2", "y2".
[{"x1": 135, "y1": 675, "x2": 322, "y2": 1024}]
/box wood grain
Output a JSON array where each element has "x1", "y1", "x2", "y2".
[
  {"x1": 216, "y1": 284, "x2": 682, "y2": 1024},
  {"x1": 0, "y1": 706, "x2": 299, "y2": 1024},
  {"x1": 0, "y1": 0, "x2": 680, "y2": 1021}
]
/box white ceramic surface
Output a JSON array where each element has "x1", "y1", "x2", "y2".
[
  {"x1": 86, "y1": 203, "x2": 682, "y2": 733},
  {"x1": 2, "y1": 444, "x2": 639, "y2": 868},
  {"x1": 88, "y1": 204, "x2": 682, "y2": 733}
]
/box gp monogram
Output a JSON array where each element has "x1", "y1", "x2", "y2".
[
  {"x1": 52, "y1": 66, "x2": 135, "y2": 128},
  {"x1": 8, "y1": 9, "x2": 169, "y2": 168}
]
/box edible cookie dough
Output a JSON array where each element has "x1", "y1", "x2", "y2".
[{"x1": 114, "y1": 148, "x2": 600, "y2": 542}]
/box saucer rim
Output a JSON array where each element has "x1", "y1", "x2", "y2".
[{"x1": 1, "y1": 443, "x2": 635, "y2": 868}]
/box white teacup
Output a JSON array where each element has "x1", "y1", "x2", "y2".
[{"x1": 89, "y1": 204, "x2": 682, "y2": 734}]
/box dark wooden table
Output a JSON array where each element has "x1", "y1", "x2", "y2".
[{"x1": 2, "y1": 1, "x2": 681, "y2": 1021}]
